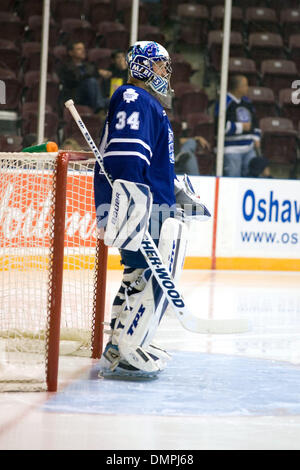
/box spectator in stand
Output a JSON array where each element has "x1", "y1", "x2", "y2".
[
  {"x1": 175, "y1": 136, "x2": 211, "y2": 175},
  {"x1": 248, "y1": 156, "x2": 272, "y2": 178},
  {"x1": 214, "y1": 74, "x2": 261, "y2": 177},
  {"x1": 61, "y1": 138, "x2": 81, "y2": 151},
  {"x1": 57, "y1": 41, "x2": 109, "y2": 114},
  {"x1": 22, "y1": 134, "x2": 37, "y2": 148},
  {"x1": 99, "y1": 50, "x2": 128, "y2": 98}
]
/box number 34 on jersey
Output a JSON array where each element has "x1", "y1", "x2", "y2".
[{"x1": 115, "y1": 111, "x2": 140, "y2": 131}]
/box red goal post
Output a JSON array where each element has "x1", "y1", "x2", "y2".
[{"x1": 0, "y1": 150, "x2": 108, "y2": 392}]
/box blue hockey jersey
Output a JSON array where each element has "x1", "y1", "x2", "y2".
[{"x1": 94, "y1": 84, "x2": 176, "y2": 228}]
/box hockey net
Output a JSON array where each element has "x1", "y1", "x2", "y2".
[{"x1": 0, "y1": 151, "x2": 108, "y2": 392}]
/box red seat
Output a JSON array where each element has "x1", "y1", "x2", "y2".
[
  {"x1": 195, "y1": 149, "x2": 216, "y2": 176},
  {"x1": 0, "y1": 12, "x2": 24, "y2": 43},
  {"x1": 268, "y1": 0, "x2": 300, "y2": 17},
  {"x1": 168, "y1": 116, "x2": 182, "y2": 139},
  {"x1": 260, "y1": 117, "x2": 298, "y2": 165},
  {"x1": 53, "y1": 45, "x2": 68, "y2": 64},
  {"x1": 280, "y1": 9, "x2": 300, "y2": 44},
  {"x1": 248, "y1": 33, "x2": 285, "y2": 69},
  {"x1": 23, "y1": 71, "x2": 60, "y2": 108},
  {"x1": 174, "y1": 83, "x2": 209, "y2": 118},
  {"x1": 173, "y1": 81, "x2": 201, "y2": 96},
  {"x1": 229, "y1": 0, "x2": 265, "y2": 5},
  {"x1": 21, "y1": 102, "x2": 55, "y2": 141},
  {"x1": 87, "y1": 48, "x2": 112, "y2": 69},
  {"x1": 0, "y1": 66, "x2": 16, "y2": 79},
  {"x1": 63, "y1": 104, "x2": 93, "y2": 119},
  {"x1": 211, "y1": 6, "x2": 243, "y2": 33},
  {"x1": 229, "y1": 57, "x2": 258, "y2": 86},
  {"x1": 63, "y1": 111, "x2": 104, "y2": 149},
  {"x1": 208, "y1": 31, "x2": 245, "y2": 72},
  {"x1": 169, "y1": 54, "x2": 194, "y2": 84},
  {"x1": 26, "y1": 15, "x2": 59, "y2": 47},
  {"x1": 96, "y1": 22, "x2": 129, "y2": 50},
  {"x1": 22, "y1": 101, "x2": 53, "y2": 113},
  {"x1": 176, "y1": 4, "x2": 209, "y2": 46},
  {"x1": 200, "y1": 0, "x2": 242, "y2": 5},
  {"x1": 185, "y1": 112, "x2": 215, "y2": 147},
  {"x1": 261, "y1": 59, "x2": 298, "y2": 97},
  {"x1": 19, "y1": 0, "x2": 43, "y2": 21},
  {"x1": 161, "y1": 0, "x2": 182, "y2": 20},
  {"x1": 245, "y1": 7, "x2": 279, "y2": 34},
  {"x1": 22, "y1": 42, "x2": 55, "y2": 73},
  {"x1": 53, "y1": 0, "x2": 83, "y2": 21},
  {"x1": 288, "y1": 34, "x2": 300, "y2": 72},
  {"x1": 0, "y1": 135, "x2": 23, "y2": 152},
  {"x1": 138, "y1": 25, "x2": 166, "y2": 44},
  {"x1": 278, "y1": 88, "x2": 300, "y2": 128},
  {"x1": 63, "y1": 104, "x2": 94, "y2": 136},
  {"x1": 21, "y1": 109, "x2": 59, "y2": 141},
  {"x1": 177, "y1": 2, "x2": 208, "y2": 16},
  {"x1": 116, "y1": 0, "x2": 147, "y2": 28},
  {"x1": 247, "y1": 86, "x2": 276, "y2": 120},
  {"x1": 0, "y1": 0, "x2": 15, "y2": 12},
  {"x1": 0, "y1": 39, "x2": 21, "y2": 73},
  {"x1": 87, "y1": 0, "x2": 114, "y2": 26}
]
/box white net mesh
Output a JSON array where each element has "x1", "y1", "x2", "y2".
[
  {"x1": 0, "y1": 152, "x2": 101, "y2": 391},
  {"x1": 59, "y1": 159, "x2": 98, "y2": 354}
]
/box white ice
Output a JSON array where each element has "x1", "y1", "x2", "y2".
[{"x1": 0, "y1": 269, "x2": 300, "y2": 450}]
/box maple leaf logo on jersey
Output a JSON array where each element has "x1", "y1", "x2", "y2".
[{"x1": 123, "y1": 88, "x2": 139, "y2": 103}]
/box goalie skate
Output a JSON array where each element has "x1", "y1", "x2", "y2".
[{"x1": 98, "y1": 342, "x2": 170, "y2": 379}]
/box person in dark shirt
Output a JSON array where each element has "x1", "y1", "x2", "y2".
[
  {"x1": 100, "y1": 50, "x2": 128, "y2": 98},
  {"x1": 215, "y1": 75, "x2": 261, "y2": 177},
  {"x1": 248, "y1": 156, "x2": 272, "y2": 178},
  {"x1": 57, "y1": 41, "x2": 109, "y2": 113}
]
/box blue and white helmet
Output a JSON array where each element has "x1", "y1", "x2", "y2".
[{"x1": 127, "y1": 41, "x2": 172, "y2": 97}]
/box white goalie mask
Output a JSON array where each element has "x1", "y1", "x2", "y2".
[{"x1": 126, "y1": 41, "x2": 173, "y2": 105}]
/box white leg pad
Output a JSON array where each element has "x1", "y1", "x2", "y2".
[{"x1": 118, "y1": 218, "x2": 189, "y2": 372}]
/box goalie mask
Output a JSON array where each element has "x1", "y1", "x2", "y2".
[{"x1": 127, "y1": 41, "x2": 173, "y2": 105}]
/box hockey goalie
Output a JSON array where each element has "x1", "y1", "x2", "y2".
[{"x1": 93, "y1": 41, "x2": 211, "y2": 378}]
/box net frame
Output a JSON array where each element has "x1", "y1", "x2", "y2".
[{"x1": 0, "y1": 151, "x2": 108, "y2": 392}]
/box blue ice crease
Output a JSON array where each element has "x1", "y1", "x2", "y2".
[{"x1": 43, "y1": 351, "x2": 300, "y2": 417}]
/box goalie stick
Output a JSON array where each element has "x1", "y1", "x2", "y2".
[{"x1": 64, "y1": 99, "x2": 248, "y2": 335}]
